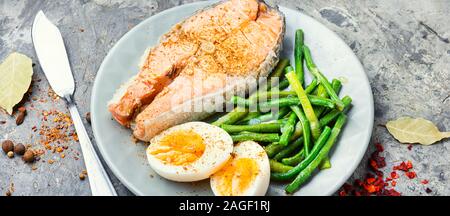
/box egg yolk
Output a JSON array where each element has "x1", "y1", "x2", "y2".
[
  {"x1": 213, "y1": 157, "x2": 259, "y2": 195},
  {"x1": 148, "y1": 130, "x2": 205, "y2": 166}
]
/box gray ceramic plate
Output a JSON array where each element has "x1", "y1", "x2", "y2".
[{"x1": 91, "y1": 1, "x2": 374, "y2": 196}]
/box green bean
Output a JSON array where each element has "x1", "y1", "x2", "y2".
[
  {"x1": 307, "y1": 95, "x2": 335, "y2": 109},
  {"x1": 268, "y1": 58, "x2": 290, "y2": 88},
  {"x1": 317, "y1": 81, "x2": 343, "y2": 170},
  {"x1": 251, "y1": 92, "x2": 335, "y2": 109},
  {"x1": 314, "y1": 79, "x2": 342, "y2": 117},
  {"x1": 270, "y1": 160, "x2": 294, "y2": 173},
  {"x1": 257, "y1": 98, "x2": 300, "y2": 110},
  {"x1": 212, "y1": 107, "x2": 248, "y2": 126},
  {"x1": 233, "y1": 96, "x2": 298, "y2": 111},
  {"x1": 319, "y1": 79, "x2": 343, "y2": 117},
  {"x1": 316, "y1": 83, "x2": 328, "y2": 98},
  {"x1": 246, "y1": 107, "x2": 290, "y2": 125},
  {"x1": 237, "y1": 112, "x2": 261, "y2": 124},
  {"x1": 285, "y1": 68, "x2": 321, "y2": 140},
  {"x1": 231, "y1": 96, "x2": 249, "y2": 107},
  {"x1": 294, "y1": 29, "x2": 305, "y2": 85},
  {"x1": 319, "y1": 96, "x2": 352, "y2": 127},
  {"x1": 212, "y1": 59, "x2": 289, "y2": 126},
  {"x1": 231, "y1": 132, "x2": 280, "y2": 143},
  {"x1": 331, "y1": 79, "x2": 342, "y2": 94},
  {"x1": 254, "y1": 91, "x2": 294, "y2": 100},
  {"x1": 303, "y1": 45, "x2": 345, "y2": 111},
  {"x1": 275, "y1": 79, "x2": 290, "y2": 91},
  {"x1": 314, "y1": 85, "x2": 328, "y2": 117},
  {"x1": 290, "y1": 106, "x2": 311, "y2": 155},
  {"x1": 265, "y1": 143, "x2": 286, "y2": 158},
  {"x1": 290, "y1": 121, "x2": 303, "y2": 141},
  {"x1": 319, "y1": 158, "x2": 332, "y2": 170},
  {"x1": 305, "y1": 79, "x2": 318, "y2": 94},
  {"x1": 220, "y1": 123, "x2": 281, "y2": 133},
  {"x1": 279, "y1": 113, "x2": 297, "y2": 146},
  {"x1": 276, "y1": 119, "x2": 288, "y2": 125},
  {"x1": 270, "y1": 126, "x2": 332, "y2": 181},
  {"x1": 285, "y1": 114, "x2": 347, "y2": 194},
  {"x1": 281, "y1": 148, "x2": 305, "y2": 166},
  {"x1": 274, "y1": 137, "x2": 303, "y2": 161}
]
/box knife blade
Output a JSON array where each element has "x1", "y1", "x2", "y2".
[
  {"x1": 32, "y1": 11, "x2": 117, "y2": 196},
  {"x1": 31, "y1": 11, "x2": 74, "y2": 98}
]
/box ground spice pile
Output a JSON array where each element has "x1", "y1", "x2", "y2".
[
  {"x1": 34, "y1": 109, "x2": 79, "y2": 160},
  {"x1": 338, "y1": 142, "x2": 401, "y2": 196},
  {"x1": 339, "y1": 142, "x2": 432, "y2": 196}
]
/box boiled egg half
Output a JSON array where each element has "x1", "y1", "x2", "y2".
[
  {"x1": 146, "y1": 121, "x2": 233, "y2": 182},
  {"x1": 210, "y1": 141, "x2": 270, "y2": 196}
]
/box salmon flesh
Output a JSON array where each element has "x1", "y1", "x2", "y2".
[{"x1": 108, "y1": 0, "x2": 285, "y2": 141}]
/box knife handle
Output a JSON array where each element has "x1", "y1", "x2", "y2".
[{"x1": 65, "y1": 95, "x2": 118, "y2": 196}]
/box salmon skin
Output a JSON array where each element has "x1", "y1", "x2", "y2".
[{"x1": 109, "y1": 0, "x2": 285, "y2": 141}]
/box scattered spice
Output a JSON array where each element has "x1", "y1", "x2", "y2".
[
  {"x1": 23, "y1": 150, "x2": 35, "y2": 163},
  {"x1": 47, "y1": 87, "x2": 60, "y2": 101},
  {"x1": 368, "y1": 143, "x2": 386, "y2": 176},
  {"x1": 16, "y1": 106, "x2": 27, "y2": 125},
  {"x1": 2, "y1": 140, "x2": 14, "y2": 153},
  {"x1": 14, "y1": 143, "x2": 26, "y2": 155},
  {"x1": 79, "y1": 173, "x2": 86, "y2": 180},
  {"x1": 7, "y1": 151, "x2": 14, "y2": 158},
  {"x1": 375, "y1": 143, "x2": 384, "y2": 152},
  {"x1": 405, "y1": 171, "x2": 417, "y2": 179},
  {"x1": 56, "y1": 147, "x2": 63, "y2": 153},
  {"x1": 407, "y1": 144, "x2": 413, "y2": 151},
  {"x1": 390, "y1": 171, "x2": 399, "y2": 179},
  {"x1": 393, "y1": 161, "x2": 413, "y2": 172},
  {"x1": 35, "y1": 109, "x2": 77, "y2": 156},
  {"x1": 18, "y1": 106, "x2": 26, "y2": 113},
  {"x1": 341, "y1": 150, "x2": 423, "y2": 196},
  {"x1": 338, "y1": 142, "x2": 402, "y2": 196},
  {"x1": 85, "y1": 112, "x2": 91, "y2": 124},
  {"x1": 384, "y1": 189, "x2": 401, "y2": 196},
  {"x1": 425, "y1": 188, "x2": 432, "y2": 194}
]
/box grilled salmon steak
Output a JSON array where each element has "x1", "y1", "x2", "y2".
[{"x1": 109, "y1": 0, "x2": 285, "y2": 141}]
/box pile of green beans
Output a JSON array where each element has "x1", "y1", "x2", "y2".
[{"x1": 211, "y1": 29, "x2": 353, "y2": 194}]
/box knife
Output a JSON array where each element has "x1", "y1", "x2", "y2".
[{"x1": 32, "y1": 11, "x2": 117, "y2": 196}]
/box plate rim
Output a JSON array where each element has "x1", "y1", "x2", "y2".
[{"x1": 91, "y1": 1, "x2": 374, "y2": 196}]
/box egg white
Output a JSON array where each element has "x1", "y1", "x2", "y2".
[
  {"x1": 210, "y1": 141, "x2": 270, "y2": 196},
  {"x1": 146, "y1": 121, "x2": 233, "y2": 182}
]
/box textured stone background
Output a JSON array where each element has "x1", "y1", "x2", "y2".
[{"x1": 0, "y1": 0, "x2": 448, "y2": 196}]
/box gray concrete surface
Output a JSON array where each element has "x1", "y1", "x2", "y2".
[{"x1": 0, "y1": 0, "x2": 449, "y2": 196}]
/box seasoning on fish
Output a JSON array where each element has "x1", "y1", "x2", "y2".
[{"x1": 125, "y1": 0, "x2": 285, "y2": 141}]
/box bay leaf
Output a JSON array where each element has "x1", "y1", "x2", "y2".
[
  {"x1": 386, "y1": 117, "x2": 450, "y2": 145},
  {"x1": 0, "y1": 52, "x2": 33, "y2": 115}
]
